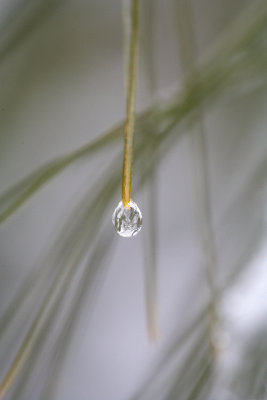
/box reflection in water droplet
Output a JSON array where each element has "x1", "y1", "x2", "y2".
[{"x1": 112, "y1": 200, "x2": 142, "y2": 237}]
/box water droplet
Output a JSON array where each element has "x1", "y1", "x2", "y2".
[{"x1": 112, "y1": 200, "x2": 142, "y2": 237}]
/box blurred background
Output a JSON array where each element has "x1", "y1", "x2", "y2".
[{"x1": 0, "y1": 0, "x2": 266, "y2": 399}]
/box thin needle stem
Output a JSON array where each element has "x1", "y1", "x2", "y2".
[{"x1": 122, "y1": 0, "x2": 139, "y2": 208}]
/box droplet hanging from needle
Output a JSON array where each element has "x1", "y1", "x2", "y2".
[
  {"x1": 112, "y1": 0, "x2": 142, "y2": 237},
  {"x1": 112, "y1": 200, "x2": 142, "y2": 237}
]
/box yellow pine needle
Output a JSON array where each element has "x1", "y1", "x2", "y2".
[{"x1": 121, "y1": 0, "x2": 139, "y2": 208}]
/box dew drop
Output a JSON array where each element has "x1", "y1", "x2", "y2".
[{"x1": 112, "y1": 200, "x2": 142, "y2": 237}]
